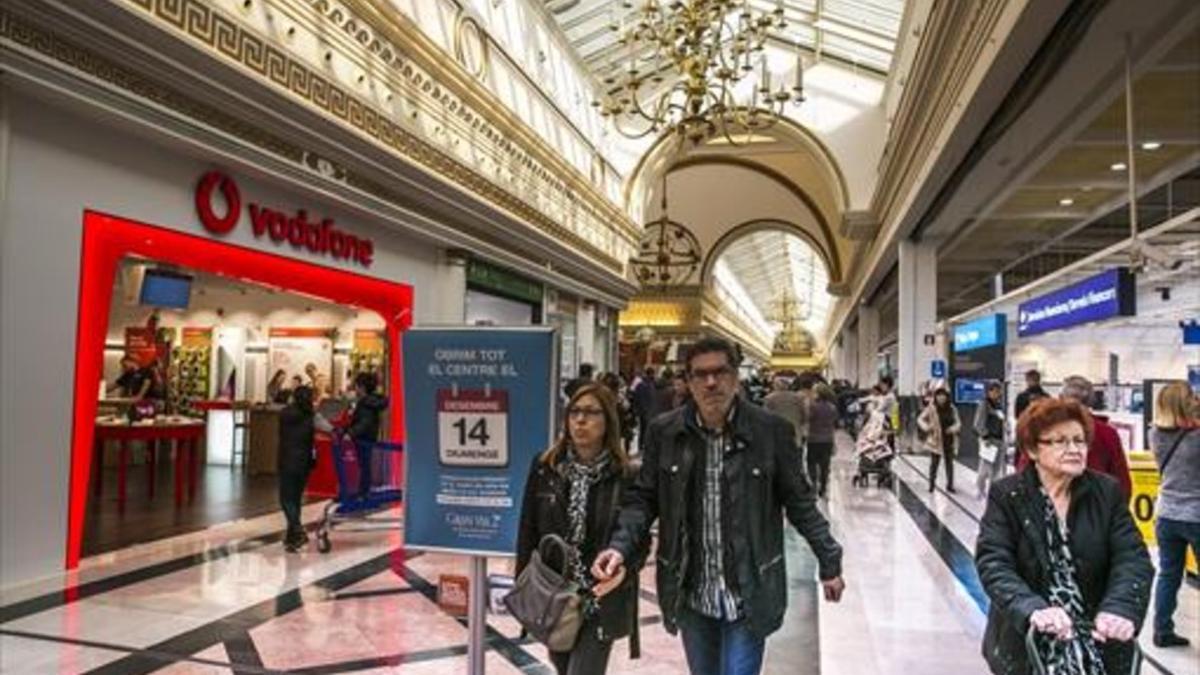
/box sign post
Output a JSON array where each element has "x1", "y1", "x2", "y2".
[{"x1": 402, "y1": 327, "x2": 558, "y2": 674}]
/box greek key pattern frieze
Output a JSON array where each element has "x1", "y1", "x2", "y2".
[{"x1": 115, "y1": 0, "x2": 625, "y2": 271}]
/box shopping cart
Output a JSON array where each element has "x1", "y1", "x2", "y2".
[{"x1": 315, "y1": 430, "x2": 404, "y2": 553}]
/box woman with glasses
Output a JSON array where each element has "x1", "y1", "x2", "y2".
[
  {"x1": 975, "y1": 398, "x2": 1152, "y2": 674},
  {"x1": 516, "y1": 383, "x2": 641, "y2": 674}
]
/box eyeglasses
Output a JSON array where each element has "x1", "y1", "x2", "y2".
[
  {"x1": 689, "y1": 366, "x2": 734, "y2": 382},
  {"x1": 567, "y1": 407, "x2": 604, "y2": 420},
  {"x1": 1037, "y1": 437, "x2": 1088, "y2": 450}
]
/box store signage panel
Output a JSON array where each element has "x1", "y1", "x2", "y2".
[
  {"x1": 1016, "y1": 268, "x2": 1135, "y2": 337},
  {"x1": 953, "y1": 314, "x2": 1007, "y2": 352},
  {"x1": 403, "y1": 328, "x2": 557, "y2": 556},
  {"x1": 195, "y1": 171, "x2": 374, "y2": 267}
]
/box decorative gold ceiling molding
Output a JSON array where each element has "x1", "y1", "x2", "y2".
[
  {"x1": 666, "y1": 156, "x2": 844, "y2": 284},
  {"x1": 336, "y1": 0, "x2": 640, "y2": 242},
  {"x1": 104, "y1": 0, "x2": 636, "y2": 271},
  {"x1": 624, "y1": 115, "x2": 852, "y2": 214},
  {"x1": 618, "y1": 284, "x2": 773, "y2": 361}
]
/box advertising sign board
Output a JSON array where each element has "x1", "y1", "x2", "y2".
[
  {"x1": 1016, "y1": 268, "x2": 1135, "y2": 337},
  {"x1": 402, "y1": 327, "x2": 556, "y2": 556},
  {"x1": 953, "y1": 314, "x2": 1007, "y2": 352}
]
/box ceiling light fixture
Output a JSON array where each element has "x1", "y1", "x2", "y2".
[
  {"x1": 1059, "y1": 197, "x2": 1075, "y2": 207},
  {"x1": 1141, "y1": 141, "x2": 1161, "y2": 151},
  {"x1": 592, "y1": 0, "x2": 802, "y2": 145},
  {"x1": 1110, "y1": 162, "x2": 1128, "y2": 172}
]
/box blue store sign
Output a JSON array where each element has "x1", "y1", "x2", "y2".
[
  {"x1": 402, "y1": 327, "x2": 558, "y2": 556},
  {"x1": 1017, "y1": 268, "x2": 1136, "y2": 338},
  {"x1": 953, "y1": 314, "x2": 1007, "y2": 352}
]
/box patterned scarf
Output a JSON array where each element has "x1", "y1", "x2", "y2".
[
  {"x1": 562, "y1": 447, "x2": 611, "y2": 588},
  {"x1": 1034, "y1": 489, "x2": 1107, "y2": 675}
]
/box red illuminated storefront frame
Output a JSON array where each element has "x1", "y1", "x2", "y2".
[{"x1": 67, "y1": 211, "x2": 413, "y2": 569}]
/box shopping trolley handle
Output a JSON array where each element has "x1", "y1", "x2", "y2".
[{"x1": 1025, "y1": 622, "x2": 1143, "y2": 675}]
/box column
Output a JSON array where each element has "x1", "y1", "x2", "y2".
[
  {"x1": 431, "y1": 249, "x2": 467, "y2": 324},
  {"x1": 897, "y1": 239, "x2": 939, "y2": 395},
  {"x1": 857, "y1": 304, "x2": 879, "y2": 387},
  {"x1": 839, "y1": 326, "x2": 859, "y2": 383},
  {"x1": 577, "y1": 302, "x2": 597, "y2": 369}
]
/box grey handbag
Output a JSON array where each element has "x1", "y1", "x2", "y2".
[{"x1": 503, "y1": 534, "x2": 585, "y2": 652}]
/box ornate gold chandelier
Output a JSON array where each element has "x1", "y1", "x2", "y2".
[{"x1": 593, "y1": 0, "x2": 805, "y2": 144}]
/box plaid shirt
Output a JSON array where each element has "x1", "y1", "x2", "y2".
[{"x1": 689, "y1": 407, "x2": 742, "y2": 620}]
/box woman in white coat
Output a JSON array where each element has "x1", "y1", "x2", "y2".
[{"x1": 918, "y1": 388, "x2": 961, "y2": 493}]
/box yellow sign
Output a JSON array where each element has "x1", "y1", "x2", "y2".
[
  {"x1": 1127, "y1": 452, "x2": 1198, "y2": 575},
  {"x1": 1128, "y1": 454, "x2": 1159, "y2": 546}
]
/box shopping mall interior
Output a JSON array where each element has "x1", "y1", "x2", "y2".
[{"x1": 0, "y1": 0, "x2": 1197, "y2": 673}]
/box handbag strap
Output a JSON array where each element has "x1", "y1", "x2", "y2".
[
  {"x1": 1159, "y1": 428, "x2": 1194, "y2": 475},
  {"x1": 538, "y1": 534, "x2": 573, "y2": 576}
]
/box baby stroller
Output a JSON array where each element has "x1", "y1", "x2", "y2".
[{"x1": 851, "y1": 407, "x2": 895, "y2": 488}]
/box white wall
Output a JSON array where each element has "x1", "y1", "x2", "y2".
[
  {"x1": 1008, "y1": 322, "x2": 1197, "y2": 385},
  {"x1": 0, "y1": 90, "x2": 448, "y2": 587}
]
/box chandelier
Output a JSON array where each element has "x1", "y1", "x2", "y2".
[
  {"x1": 593, "y1": 0, "x2": 805, "y2": 144},
  {"x1": 630, "y1": 176, "x2": 702, "y2": 286}
]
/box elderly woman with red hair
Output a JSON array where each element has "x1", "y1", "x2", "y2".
[{"x1": 975, "y1": 398, "x2": 1153, "y2": 675}]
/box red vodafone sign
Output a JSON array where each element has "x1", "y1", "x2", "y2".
[{"x1": 195, "y1": 171, "x2": 374, "y2": 267}]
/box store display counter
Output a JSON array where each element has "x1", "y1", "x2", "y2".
[{"x1": 93, "y1": 416, "x2": 205, "y2": 510}]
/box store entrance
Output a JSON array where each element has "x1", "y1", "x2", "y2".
[{"x1": 67, "y1": 212, "x2": 412, "y2": 568}]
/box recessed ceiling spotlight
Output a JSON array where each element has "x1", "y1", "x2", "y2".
[
  {"x1": 1141, "y1": 141, "x2": 1162, "y2": 150},
  {"x1": 1111, "y1": 162, "x2": 1127, "y2": 171},
  {"x1": 1059, "y1": 197, "x2": 1075, "y2": 206}
]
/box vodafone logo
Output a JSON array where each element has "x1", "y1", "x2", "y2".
[
  {"x1": 195, "y1": 171, "x2": 241, "y2": 235},
  {"x1": 193, "y1": 171, "x2": 374, "y2": 267}
]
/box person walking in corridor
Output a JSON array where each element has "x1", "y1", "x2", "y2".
[
  {"x1": 763, "y1": 375, "x2": 807, "y2": 451},
  {"x1": 516, "y1": 383, "x2": 641, "y2": 674},
  {"x1": 974, "y1": 381, "x2": 1008, "y2": 499},
  {"x1": 918, "y1": 388, "x2": 960, "y2": 493},
  {"x1": 806, "y1": 384, "x2": 840, "y2": 498},
  {"x1": 975, "y1": 397, "x2": 1152, "y2": 674},
  {"x1": 1148, "y1": 381, "x2": 1199, "y2": 648},
  {"x1": 591, "y1": 337, "x2": 845, "y2": 675}
]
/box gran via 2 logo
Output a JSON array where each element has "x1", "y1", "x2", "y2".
[{"x1": 195, "y1": 171, "x2": 374, "y2": 268}]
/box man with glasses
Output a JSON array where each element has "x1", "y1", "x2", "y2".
[{"x1": 592, "y1": 337, "x2": 845, "y2": 675}]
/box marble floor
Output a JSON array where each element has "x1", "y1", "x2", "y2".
[{"x1": 1, "y1": 435, "x2": 1195, "y2": 675}]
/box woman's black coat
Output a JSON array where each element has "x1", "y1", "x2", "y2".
[
  {"x1": 516, "y1": 455, "x2": 642, "y2": 649},
  {"x1": 278, "y1": 404, "x2": 315, "y2": 475},
  {"x1": 975, "y1": 467, "x2": 1153, "y2": 674}
]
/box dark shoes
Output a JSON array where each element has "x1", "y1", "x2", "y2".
[
  {"x1": 284, "y1": 530, "x2": 309, "y2": 553},
  {"x1": 1153, "y1": 632, "x2": 1190, "y2": 648}
]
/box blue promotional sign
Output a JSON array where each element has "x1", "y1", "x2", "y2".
[
  {"x1": 931, "y1": 360, "x2": 947, "y2": 378},
  {"x1": 953, "y1": 314, "x2": 1007, "y2": 352},
  {"x1": 402, "y1": 327, "x2": 557, "y2": 556},
  {"x1": 955, "y1": 378, "x2": 987, "y2": 404},
  {"x1": 1017, "y1": 268, "x2": 1136, "y2": 338}
]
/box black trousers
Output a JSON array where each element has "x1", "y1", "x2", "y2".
[
  {"x1": 806, "y1": 441, "x2": 834, "y2": 495},
  {"x1": 928, "y1": 451, "x2": 955, "y2": 490},
  {"x1": 279, "y1": 468, "x2": 310, "y2": 536},
  {"x1": 549, "y1": 620, "x2": 614, "y2": 675}
]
